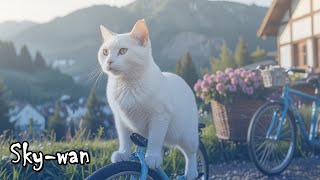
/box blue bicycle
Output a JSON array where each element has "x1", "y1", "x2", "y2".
[
  {"x1": 86, "y1": 124, "x2": 208, "y2": 180},
  {"x1": 247, "y1": 67, "x2": 320, "y2": 175}
]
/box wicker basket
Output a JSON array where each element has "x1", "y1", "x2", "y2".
[
  {"x1": 261, "y1": 68, "x2": 287, "y2": 87},
  {"x1": 211, "y1": 99, "x2": 265, "y2": 141}
]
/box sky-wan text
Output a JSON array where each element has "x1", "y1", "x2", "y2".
[{"x1": 10, "y1": 141, "x2": 90, "y2": 172}]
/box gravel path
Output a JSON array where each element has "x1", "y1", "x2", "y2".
[{"x1": 209, "y1": 157, "x2": 320, "y2": 180}]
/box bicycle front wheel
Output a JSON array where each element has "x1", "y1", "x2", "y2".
[
  {"x1": 197, "y1": 140, "x2": 209, "y2": 180},
  {"x1": 86, "y1": 161, "x2": 161, "y2": 180},
  {"x1": 247, "y1": 102, "x2": 296, "y2": 175}
]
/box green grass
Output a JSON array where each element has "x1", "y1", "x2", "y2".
[
  {"x1": 0, "y1": 125, "x2": 216, "y2": 179},
  {"x1": 0, "y1": 113, "x2": 252, "y2": 179},
  {"x1": 0, "y1": 130, "x2": 118, "y2": 180},
  {"x1": 3, "y1": 108, "x2": 316, "y2": 179}
]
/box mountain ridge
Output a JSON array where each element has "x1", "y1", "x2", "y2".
[{"x1": 0, "y1": 0, "x2": 275, "y2": 83}]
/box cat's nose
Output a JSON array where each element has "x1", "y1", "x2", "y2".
[{"x1": 107, "y1": 60, "x2": 113, "y2": 65}]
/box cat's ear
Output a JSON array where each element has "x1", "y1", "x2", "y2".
[
  {"x1": 100, "y1": 25, "x2": 114, "y2": 41},
  {"x1": 130, "y1": 19, "x2": 149, "y2": 46}
]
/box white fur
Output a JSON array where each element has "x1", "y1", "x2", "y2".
[{"x1": 98, "y1": 20, "x2": 199, "y2": 180}]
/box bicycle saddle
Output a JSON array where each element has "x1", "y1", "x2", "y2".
[
  {"x1": 130, "y1": 133, "x2": 148, "y2": 147},
  {"x1": 307, "y1": 75, "x2": 320, "y2": 89},
  {"x1": 198, "y1": 123, "x2": 205, "y2": 129}
]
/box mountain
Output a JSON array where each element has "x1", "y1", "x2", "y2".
[
  {"x1": 0, "y1": 21, "x2": 38, "y2": 40},
  {"x1": 0, "y1": 41, "x2": 88, "y2": 103},
  {"x1": 4, "y1": 0, "x2": 275, "y2": 82}
]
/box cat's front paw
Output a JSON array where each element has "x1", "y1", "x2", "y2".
[
  {"x1": 145, "y1": 153, "x2": 163, "y2": 169},
  {"x1": 111, "y1": 151, "x2": 131, "y2": 163}
]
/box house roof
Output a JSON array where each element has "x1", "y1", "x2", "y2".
[{"x1": 257, "y1": 0, "x2": 291, "y2": 37}]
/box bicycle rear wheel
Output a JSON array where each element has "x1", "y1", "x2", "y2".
[
  {"x1": 247, "y1": 102, "x2": 296, "y2": 175},
  {"x1": 85, "y1": 161, "x2": 161, "y2": 180}
]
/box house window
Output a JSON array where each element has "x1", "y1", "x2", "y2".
[
  {"x1": 315, "y1": 38, "x2": 320, "y2": 67},
  {"x1": 293, "y1": 41, "x2": 308, "y2": 68},
  {"x1": 315, "y1": 38, "x2": 320, "y2": 68}
]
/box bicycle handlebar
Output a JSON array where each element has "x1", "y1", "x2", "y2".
[{"x1": 287, "y1": 68, "x2": 306, "y2": 74}]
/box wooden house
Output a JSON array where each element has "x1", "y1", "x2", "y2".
[{"x1": 258, "y1": 0, "x2": 320, "y2": 70}]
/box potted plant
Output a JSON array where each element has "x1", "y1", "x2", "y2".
[{"x1": 194, "y1": 68, "x2": 267, "y2": 141}]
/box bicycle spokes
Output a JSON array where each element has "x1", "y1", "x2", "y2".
[{"x1": 249, "y1": 103, "x2": 295, "y2": 174}]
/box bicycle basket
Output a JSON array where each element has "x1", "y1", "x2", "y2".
[{"x1": 261, "y1": 67, "x2": 287, "y2": 87}]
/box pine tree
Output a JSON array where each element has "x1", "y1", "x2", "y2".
[
  {"x1": 176, "y1": 51, "x2": 198, "y2": 89},
  {"x1": 0, "y1": 80, "x2": 12, "y2": 134},
  {"x1": 68, "y1": 120, "x2": 76, "y2": 138},
  {"x1": 47, "y1": 103, "x2": 67, "y2": 141},
  {"x1": 0, "y1": 41, "x2": 17, "y2": 68},
  {"x1": 34, "y1": 51, "x2": 47, "y2": 68},
  {"x1": 176, "y1": 59, "x2": 182, "y2": 75},
  {"x1": 19, "y1": 45, "x2": 33, "y2": 71},
  {"x1": 210, "y1": 42, "x2": 237, "y2": 73},
  {"x1": 28, "y1": 118, "x2": 36, "y2": 138},
  {"x1": 251, "y1": 46, "x2": 267, "y2": 62},
  {"x1": 80, "y1": 88, "x2": 104, "y2": 137},
  {"x1": 234, "y1": 37, "x2": 251, "y2": 67},
  {"x1": 219, "y1": 42, "x2": 235, "y2": 68}
]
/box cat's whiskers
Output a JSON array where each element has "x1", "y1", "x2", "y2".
[
  {"x1": 88, "y1": 67, "x2": 101, "y2": 80},
  {"x1": 95, "y1": 71, "x2": 104, "y2": 88},
  {"x1": 87, "y1": 67, "x2": 104, "y2": 88},
  {"x1": 88, "y1": 66, "x2": 101, "y2": 80}
]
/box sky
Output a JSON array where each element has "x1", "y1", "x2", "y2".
[{"x1": 0, "y1": 0, "x2": 272, "y2": 23}]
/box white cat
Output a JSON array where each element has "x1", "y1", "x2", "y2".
[{"x1": 98, "y1": 19, "x2": 199, "y2": 180}]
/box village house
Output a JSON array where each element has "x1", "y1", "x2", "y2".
[
  {"x1": 9, "y1": 104, "x2": 46, "y2": 131},
  {"x1": 9, "y1": 96, "x2": 114, "y2": 133},
  {"x1": 258, "y1": 0, "x2": 320, "y2": 70}
]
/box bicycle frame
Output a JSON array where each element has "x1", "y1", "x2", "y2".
[
  {"x1": 269, "y1": 84, "x2": 320, "y2": 146},
  {"x1": 131, "y1": 146, "x2": 186, "y2": 180}
]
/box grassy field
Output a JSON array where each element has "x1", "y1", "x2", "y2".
[
  {"x1": 1, "y1": 108, "x2": 317, "y2": 179},
  {"x1": 0, "y1": 120, "x2": 239, "y2": 180}
]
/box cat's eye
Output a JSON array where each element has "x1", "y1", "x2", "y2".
[
  {"x1": 102, "y1": 49, "x2": 109, "y2": 56},
  {"x1": 119, "y1": 48, "x2": 128, "y2": 55}
]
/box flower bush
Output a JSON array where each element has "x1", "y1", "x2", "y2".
[{"x1": 194, "y1": 68, "x2": 265, "y2": 104}]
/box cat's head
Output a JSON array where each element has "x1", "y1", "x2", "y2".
[{"x1": 98, "y1": 19, "x2": 152, "y2": 77}]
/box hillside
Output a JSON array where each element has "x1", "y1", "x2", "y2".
[
  {"x1": 0, "y1": 41, "x2": 88, "y2": 103},
  {"x1": 1, "y1": 0, "x2": 275, "y2": 82},
  {"x1": 0, "y1": 21, "x2": 37, "y2": 40}
]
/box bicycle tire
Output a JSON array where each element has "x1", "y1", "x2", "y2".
[
  {"x1": 85, "y1": 161, "x2": 161, "y2": 180},
  {"x1": 247, "y1": 101, "x2": 296, "y2": 176},
  {"x1": 198, "y1": 140, "x2": 209, "y2": 180}
]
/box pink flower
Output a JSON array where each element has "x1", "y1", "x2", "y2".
[
  {"x1": 231, "y1": 78, "x2": 239, "y2": 85},
  {"x1": 203, "y1": 74, "x2": 210, "y2": 81},
  {"x1": 194, "y1": 80, "x2": 202, "y2": 91},
  {"x1": 216, "y1": 71, "x2": 223, "y2": 75},
  {"x1": 246, "y1": 87, "x2": 254, "y2": 95},
  {"x1": 241, "y1": 71, "x2": 249, "y2": 78},
  {"x1": 216, "y1": 83, "x2": 225, "y2": 92},
  {"x1": 216, "y1": 74, "x2": 225, "y2": 83},
  {"x1": 200, "y1": 93, "x2": 205, "y2": 99},
  {"x1": 244, "y1": 78, "x2": 251, "y2": 83},
  {"x1": 229, "y1": 85, "x2": 237, "y2": 92},
  {"x1": 234, "y1": 69, "x2": 241, "y2": 75},
  {"x1": 228, "y1": 72, "x2": 236, "y2": 78},
  {"x1": 202, "y1": 87, "x2": 209, "y2": 93},
  {"x1": 201, "y1": 81, "x2": 209, "y2": 89},
  {"x1": 225, "y1": 68, "x2": 233, "y2": 74}
]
